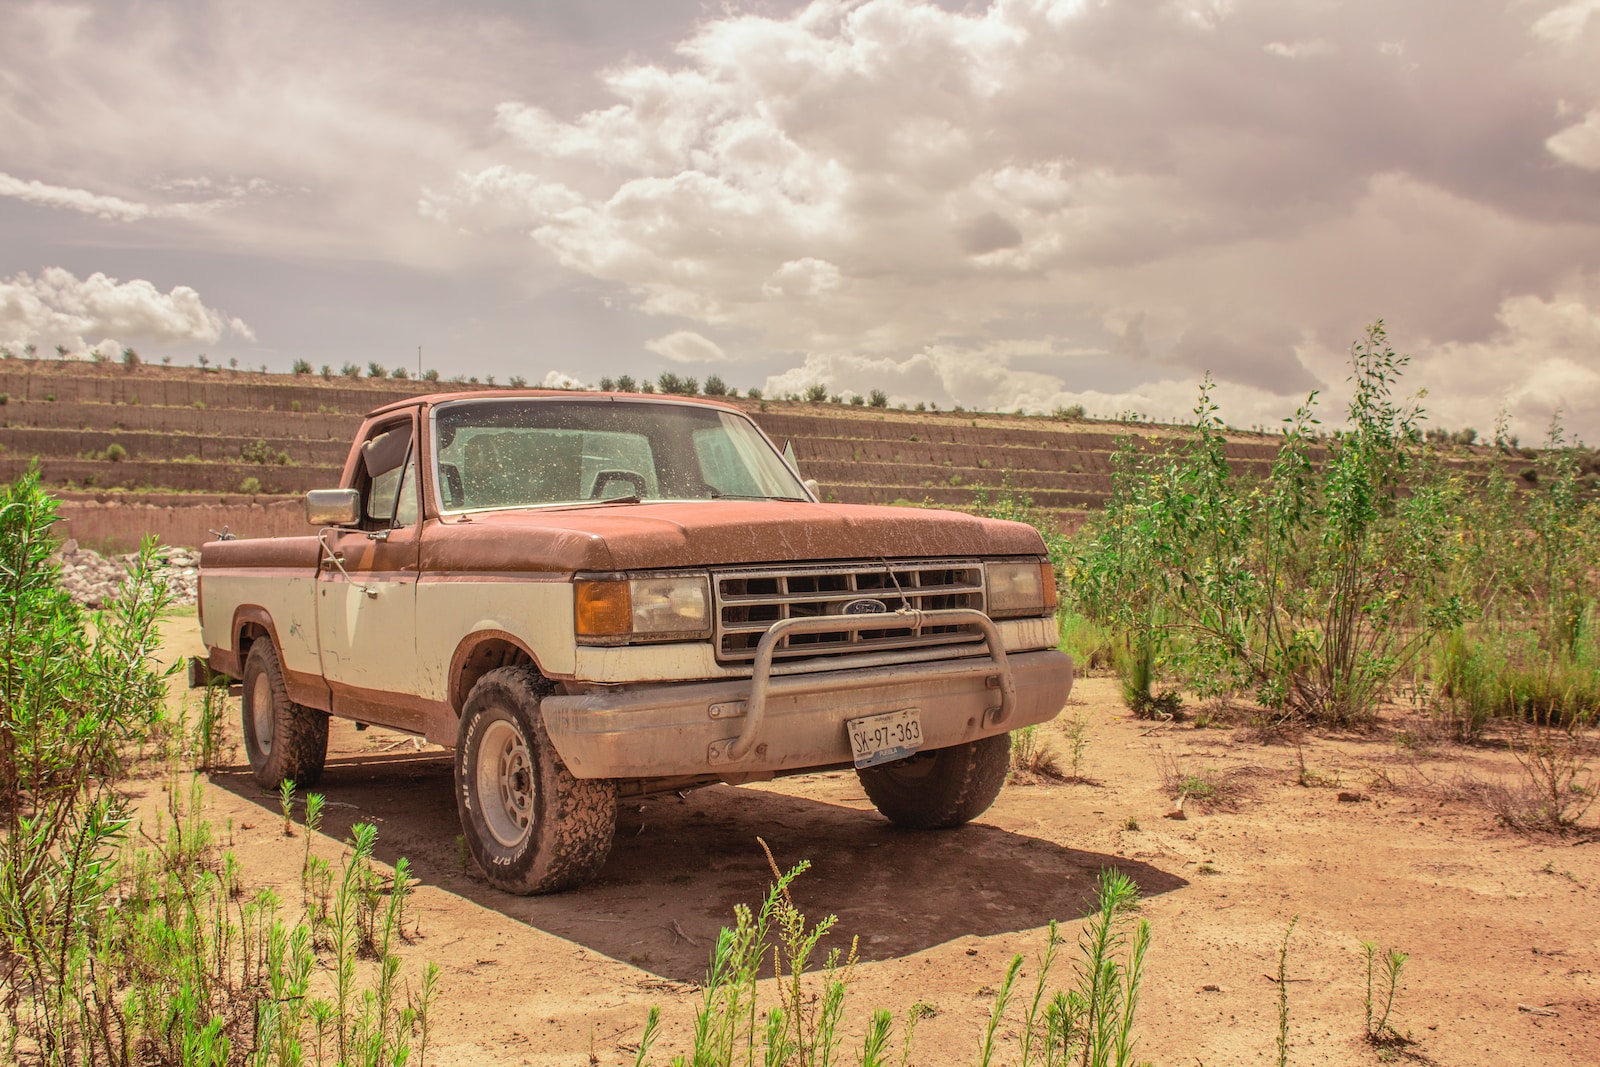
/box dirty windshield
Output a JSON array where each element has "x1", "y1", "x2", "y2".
[{"x1": 431, "y1": 398, "x2": 809, "y2": 511}]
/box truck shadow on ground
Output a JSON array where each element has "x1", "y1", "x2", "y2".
[{"x1": 211, "y1": 747, "x2": 1186, "y2": 984}]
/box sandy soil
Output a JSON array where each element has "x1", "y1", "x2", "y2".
[{"x1": 151, "y1": 617, "x2": 1599, "y2": 1066}]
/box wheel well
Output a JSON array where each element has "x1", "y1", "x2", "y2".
[
  {"x1": 236, "y1": 621, "x2": 270, "y2": 660},
  {"x1": 452, "y1": 637, "x2": 537, "y2": 712}
]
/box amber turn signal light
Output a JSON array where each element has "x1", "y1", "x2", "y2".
[
  {"x1": 574, "y1": 580, "x2": 632, "y2": 637},
  {"x1": 1041, "y1": 561, "x2": 1059, "y2": 612}
]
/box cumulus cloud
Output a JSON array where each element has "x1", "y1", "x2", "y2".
[
  {"x1": 1547, "y1": 110, "x2": 1600, "y2": 169},
  {"x1": 419, "y1": 0, "x2": 1600, "y2": 437},
  {"x1": 0, "y1": 268, "x2": 255, "y2": 354},
  {"x1": 646, "y1": 330, "x2": 732, "y2": 364},
  {"x1": 540, "y1": 370, "x2": 587, "y2": 389}
]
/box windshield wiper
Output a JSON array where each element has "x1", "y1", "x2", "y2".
[{"x1": 705, "y1": 493, "x2": 811, "y2": 502}]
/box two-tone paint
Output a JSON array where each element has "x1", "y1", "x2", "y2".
[{"x1": 200, "y1": 392, "x2": 1074, "y2": 780}]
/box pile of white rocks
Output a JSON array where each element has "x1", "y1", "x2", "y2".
[{"x1": 54, "y1": 540, "x2": 201, "y2": 609}]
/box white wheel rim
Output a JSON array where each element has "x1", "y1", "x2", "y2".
[
  {"x1": 251, "y1": 673, "x2": 274, "y2": 755},
  {"x1": 478, "y1": 719, "x2": 534, "y2": 848}
]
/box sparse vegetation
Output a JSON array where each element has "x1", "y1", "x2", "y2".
[
  {"x1": 0, "y1": 473, "x2": 439, "y2": 1065},
  {"x1": 636, "y1": 859, "x2": 1149, "y2": 1067}
]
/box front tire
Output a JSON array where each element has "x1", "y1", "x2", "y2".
[
  {"x1": 857, "y1": 734, "x2": 1011, "y2": 829},
  {"x1": 455, "y1": 666, "x2": 617, "y2": 894},
  {"x1": 241, "y1": 640, "x2": 329, "y2": 789}
]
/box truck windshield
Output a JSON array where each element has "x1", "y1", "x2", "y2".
[{"x1": 431, "y1": 398, "x2": 810, "y2": 512}]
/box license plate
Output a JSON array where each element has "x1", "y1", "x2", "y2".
[{"x1": 847, "y1": 708, "x2": 923, "y2": 769}]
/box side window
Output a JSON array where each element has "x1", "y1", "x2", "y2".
[
  {"x1": 392, "y1": 455, "x2": 419, "y2": 527},
  {"x1": 360, "y1": 421, "x2": 414, "y2": 529}
]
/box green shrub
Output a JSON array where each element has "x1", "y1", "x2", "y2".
[
  {"x1": 240, "y1": 476, "x2": 262, "y2": 494},
  {"x1": 104, "y1": 442, "x2": 127, "y2": 463},
  {"x1": 804, "y1": 383, "x2": 828, "y2": 403},
  {"x1": 869, "y1": 389, "x2": 889, "y2": 408},
  {"x1": 291, "y1": 358, "x2": 312, "y2": 374},
  {"x1": 702, "y1": 374, "x2": 727, "y2": 396},
  {"x1": 1070, "y1": 323, "x2": 1462, "y2": 724}
]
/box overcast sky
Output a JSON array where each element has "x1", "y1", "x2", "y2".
[{"x1": 3, "y1": 0, "x2": 1599, "y2": 439}]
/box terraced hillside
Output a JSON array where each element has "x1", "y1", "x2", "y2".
[{"x1": 0, "y1": 359, "x2": 1511, "y2": 549}]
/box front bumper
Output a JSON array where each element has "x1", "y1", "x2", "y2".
[{"x1": 541, "y1": 646, "x2": 1074, "y2": 780}]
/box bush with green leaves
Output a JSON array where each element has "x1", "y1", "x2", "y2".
[
  {"x1": 0, "y1": 471, "x2": 440, "y2": 1064},
  {"x1": 1070, "y1": 323, "x2": 1464, "y2": 723}
]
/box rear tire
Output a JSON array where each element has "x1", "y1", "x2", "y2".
[
  {"x1": 241, "y1": 640, "x2": 329, "y2": 789},
  {"x1": 455, "y1": 666, "x2": 617, "y2": 894},
  {"x1": 857, "y1": 734, "x2": 1011, "y2": 829}
]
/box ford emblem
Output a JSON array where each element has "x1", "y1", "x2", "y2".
[{"x1": 842, "y1": 598, "x2": 889, "y2": 615}]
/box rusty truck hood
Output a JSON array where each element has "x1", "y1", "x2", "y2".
[{"x1": 419, "y1": 501, "x2": 1044, "y2": 573}]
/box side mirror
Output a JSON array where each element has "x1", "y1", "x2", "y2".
[{"x1": 305, "y1": 488, "x2": 361, "y2": 527}]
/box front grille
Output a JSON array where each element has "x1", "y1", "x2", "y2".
[{"x1": 713, "y1": 559, "x2": 986, "y2": 664}]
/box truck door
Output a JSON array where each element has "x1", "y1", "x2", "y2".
[{"x1": 315, "y1": 415, "x2": 424, "y2": 733}]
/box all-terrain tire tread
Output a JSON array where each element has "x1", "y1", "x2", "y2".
[
  {"x1": 242, "y1": 641, "x2": 330, "y2": 790},
  {"x1": 456, "y1": 666, "x2": 617, "y2": 894},
  {"x1": 857, "y1": 733, "x2": 1011, "y2": 829}
]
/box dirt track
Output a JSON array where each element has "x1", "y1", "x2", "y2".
[{"x1": 154, "y1": 617, "x2": 1599, "y2": 1066}]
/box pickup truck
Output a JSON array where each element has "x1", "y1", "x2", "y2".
[{"x1": 196, "y1": 391, "x2": 1074, "y2": 893}]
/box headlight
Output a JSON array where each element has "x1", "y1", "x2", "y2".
[
  {"x1": 986, "y1": 559, "x2": 1058, "y2": 619},
  {"x1": 575, "y1": 573, "x2": 712, "y2": 643}
]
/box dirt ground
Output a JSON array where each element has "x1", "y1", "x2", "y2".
[{"x1": 150, "y1": 617, "x2": 1599, "y2": 1066}]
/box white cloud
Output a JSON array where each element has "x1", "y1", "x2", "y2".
[
  {"x1": 540, "y1": 370, "x2": 586, "y2": 389},
  {"x1": 1531, "y1": 0, "x2": 1600, "y2": 44},
  {"x1": 646, "y1": 330, "x2": 731, "y2": 364},
  {"x1": 1547, "y1": 109, "x2": 1600, "y2": 169},
  {"x1": 0, "y1": 268, "x2": 255, "y2": 354},
  {"x1": 1263, "y1": 39, "x2": 1335, "y2": 59},
  {"x1": 0, "y1": 172, "x2": 162, "y2": 221},
  {"x1": 419, "y1": 0, "x2": 1600, "y2": 438}
]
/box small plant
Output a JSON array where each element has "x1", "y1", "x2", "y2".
[
  {"x1": 805, "y1": 383, "x2": 828, "y2": 403},
  {"x1": 391, "y1": 366, "x2": 410, "y2": 379},
  {"x1": 1362, "y1": 940, "x2": 1410, "y2": 1043},
  {"x1": 1484, "y1": 712, "x2": 1597, "y2": 833},
  {"x1": 280, "y1": 777, "x2": 297, "y2": 836},
  {"x1": 104, "y1": 442, "x2": 127, "y2": 462},
  {"x1": 423, "y1": 368, "x2": 439, "y2": 381},
  {"x1": 192, "y1": 680, "x2": 227, "y2": 769},
  {"x1": 292, "y1": 358, "x2": 312, "y2": 374},
  {"x1": 869, "y1": 389, "x2": 889, "y2": 408},
  {"x1": 1277, "y1": 916, "x2": 1298, "y2": 1067},
  {"x1": 703, "y1": 374, "x2": 727, "y2": 396},
  {"x1": 341, "y1": 361, "x2": 361, "y2": 378},
  {"x1": 1062, "y1": 713, "x2": 1092, "y2": 779},
  {"x1": 1010, "y1": 724, "x2": 1061, "y2": 779},
  {"x1": 1123, "y1": 816, "x2": 1140, "y2": 831},
  {"x1": 240, "y1": 476, "x2": 262, "y2": 494},
  {"x1": 508, "y1": 375, "x2": 527, "y2": 388}
]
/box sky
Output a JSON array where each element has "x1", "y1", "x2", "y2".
[{"x1": 2, "y1": 0, "x2": 1599, "y2": 441}]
